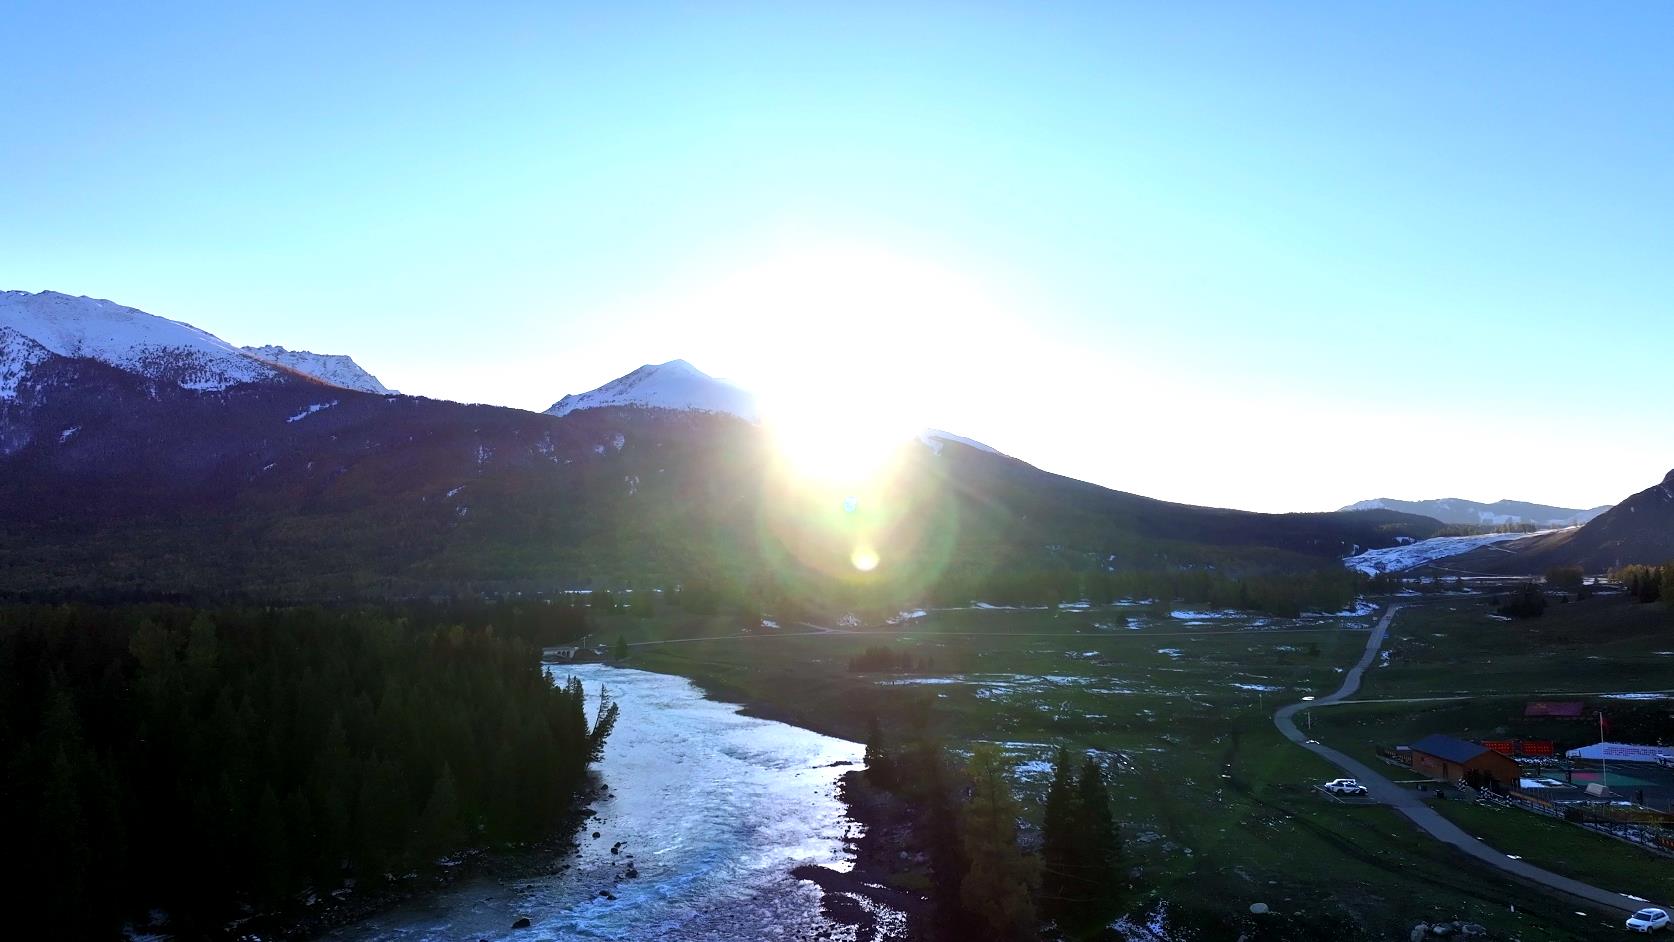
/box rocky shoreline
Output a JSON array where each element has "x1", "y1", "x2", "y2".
[{"x1": 794, "y1": 770, "x2": 933, "y2": 941}]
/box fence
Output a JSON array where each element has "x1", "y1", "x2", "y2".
[{"x1": 1500, "y1": 791, "x2": 1674, "y2": 859}]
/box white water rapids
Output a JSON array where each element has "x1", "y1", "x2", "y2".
[{"x1": 320, "y1": 663, "x2": 880, "y2": 941}]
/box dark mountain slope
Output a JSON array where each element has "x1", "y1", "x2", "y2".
[
  {"x1": 0, "y1": 379, "x2": 1439, "y2": 599},
  {"x1": 1451, "y1": 469, "x2": 1674, "y2": 574}
]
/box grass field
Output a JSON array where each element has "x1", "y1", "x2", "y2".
[{"x1": 576, "y1": 594, "x2": 1674, "y2": 939}]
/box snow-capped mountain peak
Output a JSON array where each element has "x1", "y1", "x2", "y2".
[
  {"x1": 242, "y1": 344, "x2": 396, "y2": 395},
  {"x1": 1, "y1": 290, "x2": 277, "y2": 391},
  {"x1": 917, "y1": 428, "x2": 1005, "y2": 457},
  {"x1": 545, "y1": 359, "x2": 759, "y2": 420}
]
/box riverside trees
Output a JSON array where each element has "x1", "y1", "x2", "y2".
[{"x1": 0, "y1": 604, "x2": 617, "y2": 938}]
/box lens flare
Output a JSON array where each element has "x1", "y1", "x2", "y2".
[{"x1": 850, "y1": 545, "x2": 880, "y2": 572}]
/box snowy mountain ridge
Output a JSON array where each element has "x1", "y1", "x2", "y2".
[
  {"x1": 242, "y1": 344, "x2": 396, "y2": 395},
  {"x1": 545, "y1": 359, "x2": 761, "y2": 421},
  {"x1": 0, "y1": 290, "x2": 403, "y2": 398},
  {"x1": 1341, "y1": 496, "x2": 1610, "y2": 528},
  {"x1": 544, "y1": 360, "x2": 1009, "y2": 459},
  {"x1": 1, "y1": 290, "x2": 278, "y2": 392}
]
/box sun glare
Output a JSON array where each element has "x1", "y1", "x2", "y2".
[{"x1": 849, "y1": 545, "x2": 880, "y2": 572}]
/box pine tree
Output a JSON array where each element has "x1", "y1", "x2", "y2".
[
  {"x1": 417, "y1": 764, "x2": 462, "y2": 859},
  {"x1": 614, "y1": 635, "x2": 630, "y2": 660},
  {"x1": 960, "y1": 745, "x2": 1040, "y2": 941},
  {"x1": 1039, "y1": 746, "x2": 1077, "y2": 924},
  {"x1": 1067, "y1": 757, "x2": 1123, "y2": 930},
  {"x1": 252, "y1": 785, "x2": 290, "y2": 902}
]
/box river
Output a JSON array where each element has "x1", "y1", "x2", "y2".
[{"x1": 320, "y1": 663, "x2": 882, "y2": 941}]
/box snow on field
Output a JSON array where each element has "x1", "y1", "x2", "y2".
[
  {"x1": 885, "y1": 609, "x2": 927, "y2": 625},
  {"x1": 1305, "y1": 598, "x2": 1379, "y2": 617},
  {"x1": 1157, "y1": 648, "x2": 1183, "y2": 658},
  {"x1": 877, "y1": 673, "x2": 1137, "y2": 698},
  {"x1": 1231, "y1": 683, "x2": 1281, "y2": 692},
  {"x1": 1602, "y1": 693, "x2": 1673, "y2": 701},
  {"x1": 1341, "y1": 530, "x2": 1558, "y2": 575},
  {"x1": 1169, "y1": 609, "x2": 1242, "y2": 620}
]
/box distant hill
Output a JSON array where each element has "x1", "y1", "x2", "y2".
[
  {"x1": 1448, "y1": 469, "x2": 1674, "y2": 573},
  {"x1": 1339, "y1": 497, "x2": 1610, "y2": 528}
]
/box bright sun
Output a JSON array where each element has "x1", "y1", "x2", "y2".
[
  {"x1": 642, "y1": 239, "x2": 1027, "y2": 574},
  {"x1": 683, "y1": 241, "x2": 1012, "y2": 488}
]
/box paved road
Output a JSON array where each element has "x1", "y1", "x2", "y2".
[{"x1": 1274, "y1": 604, "x2": 1657, "y2": 917}]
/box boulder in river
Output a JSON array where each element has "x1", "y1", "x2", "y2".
[{"x1": 512, "y1": 916, "x2": 531, "y2": 929}]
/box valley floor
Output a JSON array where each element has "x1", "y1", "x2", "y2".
[{"x1": 600, "y1": 593, "x2": 1674, "y2": 940}]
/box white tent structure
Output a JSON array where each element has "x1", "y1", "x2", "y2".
[{"x1": 1564, "y1": 742, "x2": 1672, "y2": 764}]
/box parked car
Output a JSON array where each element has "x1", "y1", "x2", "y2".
[
  {"x1": 1323, "y1": 778, "x2": 1368, "y2": 796},
  {"x1": 1626, "y1": 908, "x2": 1669, "y2": 932}
]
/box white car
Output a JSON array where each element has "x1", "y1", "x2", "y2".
[
  {"x1": 1324, "y1": 778, "x2": 1368, "y2": 796},
  {"x1": 1627, "y1": 908, "x2": 1669, "y2": 932}
]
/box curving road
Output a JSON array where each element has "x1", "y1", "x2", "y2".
[{"x1": 1274, "y1": 603, "x2": 1657, "y2": 916}]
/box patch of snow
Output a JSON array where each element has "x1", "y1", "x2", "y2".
[
  {"x1": 445, "y1": 485, "x2": 465, "y2": 499},
  {"x1": 286, "y1": 400, "x2": 338, "y2": 422},
  {"x1": 1170, "y1": 609, "x2": 1241, "y2": 620},
  {"x1": 0, "y1": 326, "x2": 53, "y2": 399},
  {"x1": 58, "y1": 426, "x2": 79, "y2": 442},
  {"x1": 1231, "y1": 683, "x2": 1281, "y2": 692},
  {"x1": 917, "y1": 428, "x2": 1005, "y2": 457},
  {"x1": 1342, "y1": 530, "x2": 1561, "y2": 575},
  {"x1": 1306, "y1": 598, "x2": 1378, "y2": 617}
]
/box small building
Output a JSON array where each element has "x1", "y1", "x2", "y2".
[
  {"x1": 542, "y1": 645, "x2": 582, "y2": 662},
  {"x1": 1409, "y1": 734, "x2": 1520, "y2": 788},
  {"x1": 1565, "y1": 742, "x2": 1673, "y2": 764}
]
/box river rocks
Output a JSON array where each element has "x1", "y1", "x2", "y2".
[
  {"x1": 610, "y1": 841, "x2": 625, "y2": 854},
  {"x1": 511, "y1": 916, "x2": 531, "y2": 929}
]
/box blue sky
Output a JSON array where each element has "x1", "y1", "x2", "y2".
[{"x1": 3, "y1": 2, "x2": 1670, "y2": 511}]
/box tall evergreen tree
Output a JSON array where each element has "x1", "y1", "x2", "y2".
[
  {"x1": 960, "y1": 745, "x2": 1040, "y2": 941},
  {"x1": 1039, "y1": 746, "x2": 1078, "y2": 924},
  {"x1": 1067, "y1": 757, "x2": 1123, "y2": 930}
]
